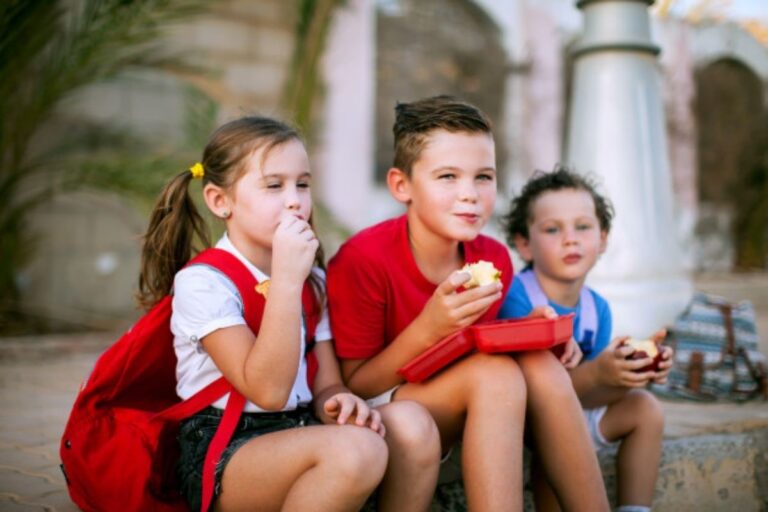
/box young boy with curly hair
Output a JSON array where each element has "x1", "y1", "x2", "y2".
[{"x1": 499, "y1": 166, "x2": 674, "y2": 512}]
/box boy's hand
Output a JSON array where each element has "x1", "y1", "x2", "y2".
[
  {"x1": 525, "y1": 307, "x2": 582, "y2": 368},
  {"x1": 596, "y1": 336, "x2": 656, "y2": 387},
  {"x1": 420, "y1": 270, "x2": 503, "y2": 341},
  {"x1": 323, "y1": 393, "x2": 386, "y2": 437},
  {"x1": 271, "y1": 215, "x2": 319, "y2": 285},
  {"x1": 649, "y1": 328, "x2": 674, "y2": 384},
  {"x1": 559, "y1": 338, "x2": 583, "y2": 369}
]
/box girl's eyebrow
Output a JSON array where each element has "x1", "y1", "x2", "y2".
[{"x1": 259, "y1": 171, "x2": 312, "y2": 180}]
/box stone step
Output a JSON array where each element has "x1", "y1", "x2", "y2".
[{"x1": 429, "y1": 400, "x2": 768, "y2": 511}]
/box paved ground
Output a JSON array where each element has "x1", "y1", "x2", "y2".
[{"x1": 1, "y1": 272, "x2": 767, "y2": 511}]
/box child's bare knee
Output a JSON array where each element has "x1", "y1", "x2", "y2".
[
  {"x1": 328, "y1": 426, "x2": 388, "y2": 486},
  {"x1": 628, "y1": 389, "x2": 664, "y2": 430},
  {"x1": 465, "y1": 353, "x2": 526, "y2": 398},
  {"x1": 383, "y1": 401, "x2": 440, "y2": 461},
  {"x1": 516, "y1": 350, "x2": 572, "y2": 393}
]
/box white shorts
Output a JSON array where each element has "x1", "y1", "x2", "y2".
[
  {"x1": 582, "y1": 406, "x2": 619, "y2": 451},
  {"x1": 365, "y1": 386, "x2": 399, "y2": 408}
]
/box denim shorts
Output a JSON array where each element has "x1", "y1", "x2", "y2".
[{"x1": 177, "y1": 405, "x2": 320, "y2": 511}]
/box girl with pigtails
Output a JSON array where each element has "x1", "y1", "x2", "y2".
[{"x1": 138, "y1": 116, "x2": 441, "y2": 511}]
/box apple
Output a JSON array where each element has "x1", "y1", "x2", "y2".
[
  {"x1": 461, "y1": 260, "x2": 501, "y2": 288},
  {"x1": 623, "y1": 338, "x2": 663, "y2": 372}
]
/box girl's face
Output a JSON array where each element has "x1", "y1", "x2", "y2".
[
  {"x1": 225, "y1": 138, "x2": 312, "y2": 258},
  {"x1": 515, "y1": 188, "x2": 607, "y2": 286}
]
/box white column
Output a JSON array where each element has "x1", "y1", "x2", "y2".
[
  {"x1": 317, "y1": 0, "x2": 375, "y2": 231},
  {"x1": 565, "y1": 0, "x2": 692, "y2": 337}
]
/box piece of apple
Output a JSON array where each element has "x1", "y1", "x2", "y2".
[
  {"x1": 461, "y1": 261, "x2": 501, "y2": 288},
  {"x1": 623, "y1": 338, "x2": 663, "y2": 372}
]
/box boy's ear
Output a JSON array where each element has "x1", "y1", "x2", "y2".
[
  {"x1": 514, "y1": 234, "x2": 533, "y2": 263},
  {"x1": 386, "y1": 167, "x2": 412, "y2": 204},
  {"x1": 599, "y1": 230, "x2": 608, "y2": 254},
  {"x1": 203, "y1": 183, "x2": 231, "y2": 219}
]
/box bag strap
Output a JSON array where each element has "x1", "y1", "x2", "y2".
[
  {"x1": 518, "y1": 270, "x2": 598, "y2": 349},
  {"x1": 177, "y1": 249, "x2": 263, "y2": 512},
  {"x1": 201, "y1": 390, "x2": 247, "y2": 512}
]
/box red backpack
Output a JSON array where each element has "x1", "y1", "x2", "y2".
[{"x1": 60, "y1": 249, "x2": 320, "y2": 512}]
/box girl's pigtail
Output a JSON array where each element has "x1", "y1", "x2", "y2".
[{"x1": 137, "y1": 170, "x2": 211, "y2": 310}]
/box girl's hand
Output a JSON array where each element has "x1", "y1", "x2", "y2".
[
  {"x1": 596, "y1": 336, "x2": 655, "y2": 388},
  {"x1": 271, "y1": 215, "x2": 319, "y2": 284},
  {"x1": 323, "y1": 393, "x2": 386, "y2": 437},
  {"x1": 419, "y1": 270, "x2": 503, "y2": 341}
]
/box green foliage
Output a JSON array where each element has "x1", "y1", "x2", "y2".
[
  {"x1": 0, "y1": 0, "x2": 209, "y2": 326},
  {"x1": 282, "y1": 0, "x2": 343, "y2": 136}
]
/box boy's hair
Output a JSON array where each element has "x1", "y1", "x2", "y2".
[
  {"x1": 137, "y1": 116, "x2": 326, "y2": 310},
  {"x1": 502, "y1": 165, "x2": 614, "y2": 247},
  {"x1": 393, "y1": 95, "x2": 492, "y2": 175}
]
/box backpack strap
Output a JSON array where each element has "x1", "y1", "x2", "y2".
[
  {"x1": 188, "y1": 249, "x2": 267, "y2": 512},
  {"x1": 302, "y1": 284, "x2": 320, "y2": 390},
  {"x1": 518, "y1": 270, "x2": 598, "y2": 354}
]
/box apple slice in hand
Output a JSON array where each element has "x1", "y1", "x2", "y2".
[{"x1": 623, "y1": 338, "x2": 663, "y2": 372}]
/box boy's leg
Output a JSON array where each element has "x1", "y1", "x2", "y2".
[
  {"x1": 515, "y1": 350, "x2": 610, "y2": 511},
  {"x1": 395, "y1": 352, "x2": 527, "y2": 512},
  {"x1": 531, "y1": 459, "x2": 562, "y2": 512},
  {"x1": 376, "y1": 400, "x2": 441, "y2": 512},
  {"x1": 217, "y1": 424, "x2": 387, "y2": 512},
  {"x1": 599, "y1": 388, "x2": 664, "y2": 507}
]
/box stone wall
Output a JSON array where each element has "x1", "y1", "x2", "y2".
[
  {"x1": 20, "y1": 0, "x2": 299, "y2": 325},
  {"x1": 375, "y1": 0, "x2": 508, "y2": 182}
]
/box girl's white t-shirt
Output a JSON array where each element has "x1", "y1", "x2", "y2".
[{"x1": 171, "y1": 234, "x2": 331, "y2": 412}]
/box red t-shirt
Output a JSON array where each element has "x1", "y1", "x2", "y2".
[{"x1": 328, "y1": 215, "x2": 514, "y2": 360}]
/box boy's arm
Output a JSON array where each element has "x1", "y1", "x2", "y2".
[{"x1": 338, "y1": 272, "x2": 503, "y2": 398}]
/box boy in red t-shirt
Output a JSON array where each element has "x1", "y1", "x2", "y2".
[{"x1": 328, "y1": 95, "x2": 609, "y2": 511}]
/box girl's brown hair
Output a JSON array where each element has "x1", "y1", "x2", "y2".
[{"x1": 137, "y1": 116, "x2": 326, "y2": 310}]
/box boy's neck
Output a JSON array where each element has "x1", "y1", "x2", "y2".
[
  {"x1": 533, "y1": 269, "x2": 586, "y2": 309},
  {"x1": 406, "y1": 215, "x2": 464, "y2": 284}
]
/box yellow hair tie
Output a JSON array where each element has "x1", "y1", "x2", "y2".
[{"x1": 189, "y1": 162, "x2": 204, "y2": 179}]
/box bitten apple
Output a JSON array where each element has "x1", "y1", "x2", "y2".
[
  {"x1": 461, "y1": 260, "x2": 501, "y2": 288},
  {"x1": 623, "y1": 338, "x2": 663, "y2": 372}
]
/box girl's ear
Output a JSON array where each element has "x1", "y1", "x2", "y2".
[
  {"x1": 386, "y1": 167, "x2": 412, "y2": 204},
  {"x1": 514, "y1": 233, "x2": 534, "y2": 263},
  {"x1": 599, "y1": 230, "x2": 608, "y2": 254},
  {"x1": 203, "y1": 183, "x2": 231, "y2": 219}
]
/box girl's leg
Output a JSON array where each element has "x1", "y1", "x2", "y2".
[
  {"x1": 515, "y1": 350, "x2": 609, "y2": 512},
  {"x1": 600, "y1": 389, "x2": 664, "y2": 507},
  {"x1": 215, "y1": 424, "x2": 387, "y2": 512},
  {"x1": 376, "y1": 400, "x2": 441, "y2": 512},
  {"x1": 395, "y1": 352, "x2": 527, "y2": 512}
]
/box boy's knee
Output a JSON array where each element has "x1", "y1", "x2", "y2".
[
  {"x1": 516, "y1": 350, "x2": 572, "y2": 393},
  {"x1": 464, "y1": 353, "x2": 526, "y2": 398},
  {"x1": 627, "y1": 389, "x2": 665, "y2": 431},
  {"x1": 383, "y1": 401, "x2": 440, "y2": 459}
]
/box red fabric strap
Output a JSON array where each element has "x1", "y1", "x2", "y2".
[
  {"x1": 151, "y1": 376, "x2": 231, "y2": 422},
  {"x1": 201, "y1": 389, "x2": 247, "y2": 512}
]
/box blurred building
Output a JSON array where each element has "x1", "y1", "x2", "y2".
[{"x1": 21, "y1": 0, "x2": 768, "y2": 329}]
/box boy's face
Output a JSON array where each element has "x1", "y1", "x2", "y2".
[
  {"x1": 515, "y1": 188, "x2": 607, "y2": 285},
  {"x1": 388, "y1": 129, "x2": 496, "y2": 244}
]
